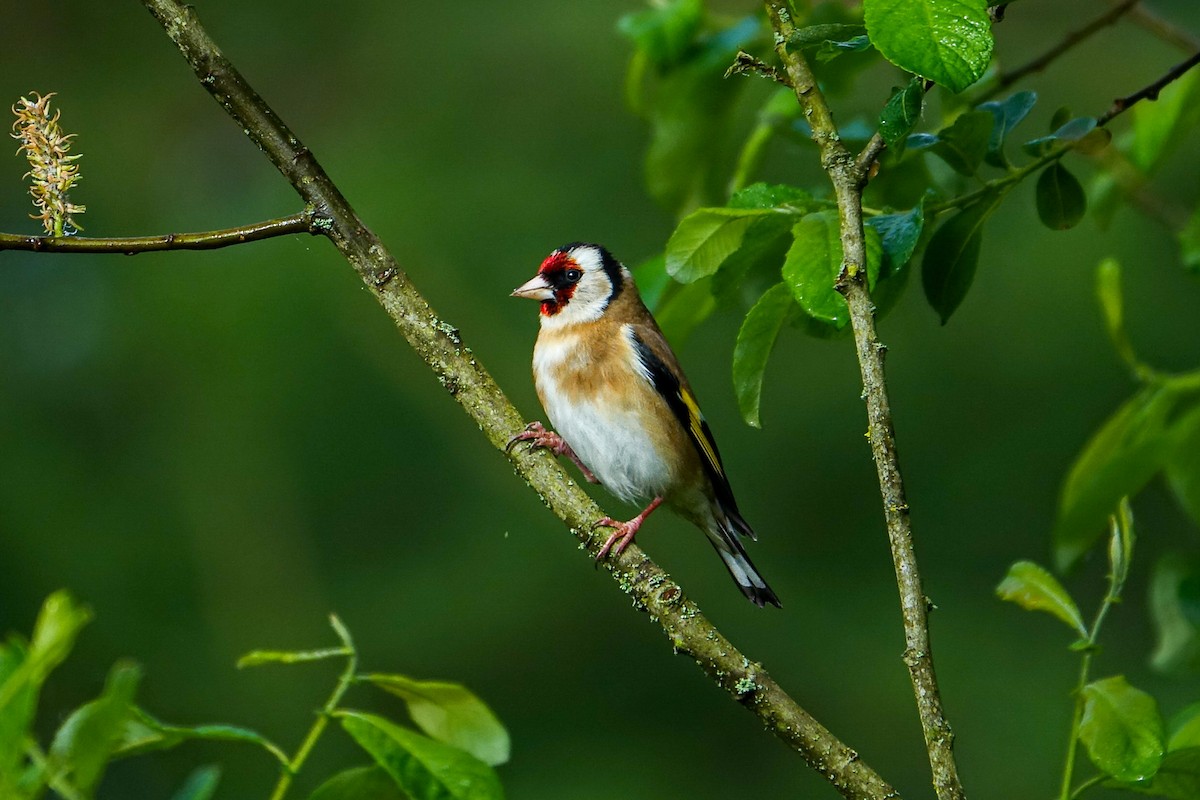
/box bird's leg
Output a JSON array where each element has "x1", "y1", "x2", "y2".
[
  {"x1": 592, "y1": 496, "x2": 665, "y2": 561},
  {"x1": 506, "y1": 421, "x2": 598, "y2": 483}
]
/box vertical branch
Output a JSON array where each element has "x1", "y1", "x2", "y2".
[{"x1": 764, "y1": 4, "x2": 965, "y2": 800}]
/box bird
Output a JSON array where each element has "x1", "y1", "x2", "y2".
[{"x1": 508, "y1": 242, "x2": 781, "y2": 608}]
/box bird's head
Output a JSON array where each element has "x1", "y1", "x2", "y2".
[{"x1": 512, "y1": 242, "x2": 628, "y2": 327}]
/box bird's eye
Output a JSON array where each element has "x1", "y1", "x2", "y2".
[{"x1": 565, "y1": 268, "x2": 583, "y2": 283}]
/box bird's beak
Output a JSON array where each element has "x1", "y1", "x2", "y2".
[{"x1": 511, "y1": 273, "x2": 555, "y2": 301}]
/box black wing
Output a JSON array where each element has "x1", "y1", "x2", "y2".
[{"x1": 629, "y1": 330, "x2": 754, "y2": 539}]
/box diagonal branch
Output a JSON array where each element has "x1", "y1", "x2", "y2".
[
  {"x1": 764, "y1": 3, "x2": 965, "y2": 800},
  {"x1": 979, "y1": 0, "x2": 1140, "y2": 102},
  {"x1": 0, "y1": 211, "x2": 323, "y2": 253},
  {"x1": 131, "y1": 1, "x2": 897, "y2": 798},
  {"x1": 1130, "y1": 4, "x2": 1200, "y2": 53},
  {"x1": 1098, "y1": 48, "x2": 1200, "y2": 125}
]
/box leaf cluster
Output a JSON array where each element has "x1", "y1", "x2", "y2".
[
  {"x1": 0, "y1": 592, "x2": 509, "y2": 800},
  {"x1": 999, "y1": 506, "x2": 1200, "y2": 799},
  {"x1": 619, "y1": 0, "x2": 1169, "y2": 429}
]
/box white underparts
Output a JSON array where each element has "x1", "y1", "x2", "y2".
[{"x1": 533, "y1": 328, "x2": 672, "y2": 504}]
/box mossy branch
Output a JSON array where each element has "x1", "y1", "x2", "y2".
[
  {"x1": 764, "y1": 3, "x2": 965, "y2": 800},
  {"x1": 125, "y1": 1, "x2": 898, "y2": 798}
]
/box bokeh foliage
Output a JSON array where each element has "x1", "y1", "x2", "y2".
[{"x1": 3, "y1": 1, "x2": 1200, "y2": 798}]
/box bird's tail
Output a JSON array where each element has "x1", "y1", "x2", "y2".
[{"x1": 708, "y1": 515, "x2": 781, "y2": 608}]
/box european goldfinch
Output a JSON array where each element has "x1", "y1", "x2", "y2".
[{"x1": 510, "y1": 242, "x2": 781, "y2": 608}]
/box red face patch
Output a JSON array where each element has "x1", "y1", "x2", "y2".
[{"x1": 537, "y1": 252, "x2": 579, "y2": 316}]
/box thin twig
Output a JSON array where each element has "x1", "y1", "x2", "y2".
[
  {"x1": 981, "y1": 0, "x2": 1140, "y2": 101},
  {"x1": 1098, "y1": 49, "x2": 1200, "y2": 125},
  {"x1": 268, "y1": 615, "x2": 357, "y2": 800},
  {"x1": 725, "y1": 50, "x2": 790, "y2": 85},
  {"x1": 929, "y1": 49, "x2": 1200, "y2": 219},
  {"x1": 0, "y1": 210, "x2": 323, "y2": 253},
  {"x1": 1058, "y1": 521, "x2": 1128, "y2": 800},
  {"x1": 135, "y1": 1, "x2": 897, "y2": 798},
  {"x1": 855, "y1": 132, "x2": 888, "y2": 178},
  {"x1": 764, "y1": 3, "x2": 964, "y2": 800},
  {"x1": 1131, "y1": 4, "x2": 1200, "y2": 53}
]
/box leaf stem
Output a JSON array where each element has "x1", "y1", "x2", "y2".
[
  {"x1": 24, "y1": 740, "x2": 86, "y2": 800},
  {"x1": 1058, "y1": 517, "x2": 1128, "y2": 800},
  {"x1": 925, "y1": 147, "x2": 1063, "y2": 217},
  {"x1": 1068, "y1": 773, "x2": 1107, "y2": 800},
  {"x1": 267, "y1": 615, "x2": 358, "y2": 800}
]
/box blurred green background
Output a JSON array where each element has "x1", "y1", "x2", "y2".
[{"x1": 3, "y1": 1, "x2": 1200, "y2": 797}]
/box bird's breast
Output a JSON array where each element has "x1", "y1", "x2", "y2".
[{"x1": 532, "y1": 326, "x2": 674, "y2": 503}]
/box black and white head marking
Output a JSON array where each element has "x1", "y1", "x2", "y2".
[{"x1": 536, "y1": 242, "x2": 630, "y2": 328}]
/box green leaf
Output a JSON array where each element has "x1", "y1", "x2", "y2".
[
  {"x1": 906, "y1": 132, "x2": 939, "y2": 151},
  {"x1": 710, "y1": 213, "x2": 801, "y2": 309},
  {"x1": 732, "y1": 284, "x2": 795, "y2": 428},
  {"x1": 1023, "y1": 116, "x2": 1098, "y2": 156},
  {"x1": 1035, "y1": 162, "x2": 1087, "y2": 230},
  {"x1": 1149, "y1": 555, "x2": 1200, "y2": 674},
  {"x1": 1108, "y1": 497, "x2": 1136, "y2": 591},
  {"x1": 863, "y1": 0, "x2": 994, "y2": 93},
  {"x1": 921, "y1": 192, "x2": 1001, "y2": 324},
  {"x1": 867, "y1": 200, "x2": 925, "y2": 280},
  {"x1": 27, "y1": 591, "x2": 92, "y2": 668},
  {"x1": 978, "y1": 90, "x2": 1037, "y2": 166},
  {"x1": 0, "y1": 640, "x2": 33, "y2": 790},
  {"x1": 879, "y1": 77, "x2": 925, "y2": 151},
  {"x1": 1114, "y1": 747, "x2": 1200, "y2": 800},
  {"x1": 931, "y1": 111, "x2": 994, "y2": 176},
  {"x1": 812, "y1": 35, "x2": 873, "y2": 64},
  {"x1": 638, "y1": 17, "x2": 761, "y2": 214},
  {"x1": 1132, "y1": 69, "x2": 1200, "y2": 174},
  {"x1": 364, "y1": 674, "x2": 510, "y2": 767},
  {"x1": 995, "y1": 560, "x2": 1087, "y2": 636},
  {"x1": 1096, "y1": 258, "x2": 1139, "y2": 371},
  {"x1": 1050, "y1": 106, "x2": 1073, "y2": 131},
  {"x1": 1169, "y1": 703, "x2": 1200, "y2": 750},
  {"x1": 171, "y1": 765, "x2": 221, "y2": 800},
  {"x1": 49, "y1": 661, "x2": 141, "y2": 794},
  {"x1": 338, "y1": 711, "x2": 504, "y2": 800},
  {"x1": 114, "y1": 707, "x2": 289, "y2": 766},
  {"x1": 783, "y1": 211, "x2": 882, "y2": 329},
  {"x1": 309, "y1": 765, "x2": 410, "y2": 800},
  {"x1": 1179, "y1": 207, "x2": 1200, "y2": 274},
  {"x1": 0, "y1": 590, "x2": 92, "y2": 784},
  {"x1": 727, "y1": 183, "x2": 814, "y2": 211},
  {"x1": 1054, "y1": 385, "x2": 1182, "y2": 571},
  {"x1": 665, "y1": 208, "x2": 774, "y2": 283},
  {"x1": 616, "y1": 0, "x2": 702, "y2": 67},
  {"x1": 786, "y1": 23, "x2": 868, "y2": 52},
  {"x1": 1080, "y1": 675, "x2": 1166, "y2": 782},
  {"x1": 236, "y1": 647, "x2": 352, "y2": 668}
]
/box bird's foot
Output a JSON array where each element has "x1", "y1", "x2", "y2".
[
  {"x1": 506, "y1": 421, "x2": 598, "y2": 483},
  {"x1": 592, "y1": 497, "x2": 665, "y2": 561}
]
